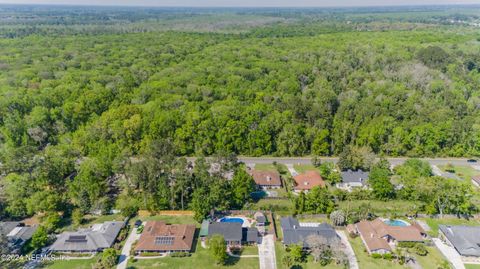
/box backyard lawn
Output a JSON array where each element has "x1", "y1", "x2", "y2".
[
  {"x1": 127, "y1": 241, "x2": 259, "y2": 269},
  {"x1": 338, "y1": 199, "x2": 419, "y2": 216},
  {"x1": 465, "y1": 264, "x2": 480, "y2": 269},
  {"x1": 140, "y1": 215, "x2": 199, "y2": 226},
  {"x1": 253, "y1": 163, "x2": 278, "y2": 171}
]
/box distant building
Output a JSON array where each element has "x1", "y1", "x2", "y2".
[
  {"x1": 439, "y1": 225, "x2": 480, "y2": 257},
  {"x1": 135, "y1": 221, "x2": 195, "y2": 254},
  {"x1": 293, "y1": 171, "x2": 325, "y2": 193},
  {"x1": 280, "y1": 217, "x2": 339, "y2": 249},
  {"x1": 50, "y1": 221, "x2": 124, "y2": 253},
  {"x1": 337, "y1": 170, "x2": 369, "y2": 191},
  {"x1": 249, "y1": 170, "x2": 282, "y2": 189},
  {"x1": 354, "y1": 219, "x2": 425, "y2": 255},
  {"x1": 472, "y1": 175, "x2": 480, "y2": 188},
  {"x1": 0, "y1": 222, "x2": 38, "y2": 253}
]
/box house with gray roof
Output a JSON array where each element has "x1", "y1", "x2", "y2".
[
  {"x1": 50, "y1": 221, "x2": 124, "y2": 253},
  {"x1": 280, "y1": 217, "x2": 339, "y2": 249},
  {"x1": 0, "y1": 221, "x2": 38, "y2": 253},
  {"x1": 208, "y1": 222, "x2": 243, "y2": 247},
  {"x1": 439, "y1": 225, "x2": 480, "y2": 257},
  {"x1": 337, "y1": 170, "x2": 369, "y2": 191}
]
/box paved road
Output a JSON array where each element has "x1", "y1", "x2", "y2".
[
  {"x1": 432, "y1": 238, "x2": 465, "y2": 269},
  {"x1": 337, "y1": 231, "x2": 359, "y2": 269},
  {"x1": 187, "y1": 157, "x2": 476, "y2": 167},
  {"x1": 117, "y1": 227, "x2": 139, "y2": 269},
  {"x1": 258, "y1": 234, "x2": 277, "y2": 269}
]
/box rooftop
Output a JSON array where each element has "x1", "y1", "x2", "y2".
[
  {"x1": 341, "y1": 170, "x2": 369, "y2": 184},
  {"x1": 208, "y1": 222, "x2": 242, "y2": 242},
  {"x1": 249, "y1": 170, "x2": 281, "y2": 186},
  {"x1": 439, "y1": 225, "x2": 480, "y2": 257},
  {"x1": 280, "y1": 217, "x2": 338, "y2": 248},
  {"x1": 135, "y1": 221, "x2": 196, "y2": 252},
  {"x1": 50, "y1": 221, "x2": 124, "y2": 252},
  {"x1": 293, "y1": 171, "x2": 325, "y2": 191}
]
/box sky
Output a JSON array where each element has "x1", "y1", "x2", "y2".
[{"x1": 0, "y1": 0, "x2": 478, "y2": 7}]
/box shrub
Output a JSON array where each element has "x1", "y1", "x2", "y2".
[
  {"x1": 382, "y1": 253, "x2": 394, "y2": 260},
  {"x1": 371, "y1": 253, "x2": 382, "y2": 259},
  {"x1": 397, "y1": 242, "x2": 417, "y2": 248},
  {"x1": 414, "y1": 243, "x2": 428, "y2": 256},
  {"x1": 171, "y1": 252, "x2": 191, "y2": 258}
]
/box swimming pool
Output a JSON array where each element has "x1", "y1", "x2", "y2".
[
  {"x1": 219, "y1": 217, "x2": 244, "y2": 225},
  {"x1": 384, "y1": 219, "x2": 409, "y2": 227}
]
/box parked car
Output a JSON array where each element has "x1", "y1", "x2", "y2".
[
  {"x1": 134, "y1": 220, "x2": 142, "y2": 228},
  {"x1": 467, "y1": 159, "x2": 478, "y2": 163}
]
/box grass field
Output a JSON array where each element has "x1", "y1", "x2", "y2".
[
  {"x1": 293, "y1": 164, "x2": 320, "y2": 174},
  {"x1": 466, "y1": 264, "x2": 480, "y2": 269},
  {"x1": 253, "y1": 163, "x2": 277, "y2": 171},
  {"x1": 42, "y1": 255, "x2": 99, "y2": 269},
  {"x1": 438, "y1": 165, "x2": 479, "y2": 181},
  {"x1": 127, "y1": 241, "x2": 259, "y2": 269},
  {"x1": 140, "y1": 215, "x2": 199, "y2": 226},
  {"x1": 338, "y1": 199, "x2": 419, "y2": 216}
]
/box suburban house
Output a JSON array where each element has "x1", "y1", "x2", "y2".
[
  {"x1": 336, "y1": 170, "x2": 369, "y2": 191},
  {"x1": 439, "y1": 225, "x2": 480, "y2": 257},
  {"x1": 50, "y1": 221, "x2": 124, "y2": 253},
  {"x1": 135, "y1": 221, "x2": 196, "y2": 254},
  {"x1": 207, "y1": 222, "x2": 258, "y2": 247},
  {"x1": 248, "y1": 170, "x2": 282, "y2": 189},
  {"x1": 293, "y1": 171, "x2": 325, "y2": 193},
  {"x1": 280, "y1": 217, "x2": 339, "y2": 249},
  {"x1": 0, "y1": 221, "x2": 38, "y2": 253},
  {"x1": 354, "y1": 218, "x2": 425, "y2": 254},
  {"x1": 472, "y1": 175, "x2": 480, "y2": 188}
]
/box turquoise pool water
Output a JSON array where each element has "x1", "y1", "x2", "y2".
[
  {"x1": 384, "y1": 219, "x2": 409, "y2": 227},
  {"x1": 219, "y1": 217, "x2": 244, "y2": 224}
]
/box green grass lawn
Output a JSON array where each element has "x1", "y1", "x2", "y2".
[
  {"x1": 413, "y1": 246, "x2": 450, "y2": 269},
  {"x1": 438, "y1": 165, "x2": 479, "y2": 181},
  {"x1": 465, "y1": 264, "x2": 480, "y2": 269},
  {"x1": 42, "y1": 255, "x2": 99, "y2": 269},
  {"x1": 249, "y1": 198, "x2": 295, "y2": 216},
  {"x1": 293, "y1": 164, "x2": 320, "y2": 174},
  {"x1": 253, "y1": 163, "x2": 277, "y2": 171},
  {"x1": 141, "y1": 215, "x2": 199, "y2": 226},
  {"x1": 338, "y1": 200, "x2": 419, "y2": 216},
  {"x1": 239, "y1": 245, "x2": 259, "y2": 256},
  {"x1": 127, "y1": 241, "x2": 259, "y2": 269},
  {"x1": 421, "y1": 217, "x2": 480, "y2": 237}
]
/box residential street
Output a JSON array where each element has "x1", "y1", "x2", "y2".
[
  {"x1": 432, "y1": 238, "x2": 465, "y2": 269},
  {"x1": 337, "y1": 231, "x2": 359, "y2": 269},
  {"x1": 117, "y1": 226, "x2": 140, "y2": 269},
  {"x1": 187, "y1": 157, "x2": 477, "y2": 167},
  {"x1": 258, "y1": 234, "x2": 277, "y2": 269}
]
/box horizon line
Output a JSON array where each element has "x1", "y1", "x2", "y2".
[{"x1": 1, "y1": 3, "x2": 479, "y2": 9}]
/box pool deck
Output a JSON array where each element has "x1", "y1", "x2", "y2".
[{"x1": 218, "y1": 216, "x2": 253, "y2": 228}]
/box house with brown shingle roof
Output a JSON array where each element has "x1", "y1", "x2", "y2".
[
  {"x1": 355, "y1": 218, "x2": 425, "y2": 255},
  {"x1": 249, "y1": 170, "x2": 282, "y2": 189},
  {"x1": 135, "y1": 221, "x2": 195, "y2": 254},
  {"x1": 472, "y1": 175, "x2": 480, "y2": 188},
  {"x1": 293, "y1": 171, "x2": 325, "y2": 193}
]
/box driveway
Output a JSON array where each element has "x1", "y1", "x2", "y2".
[
  {"x1": 258, "y1": 234, "x2": 277, "y2": 269},
  {"x1": 336, "y1": 231, "x2": 358, "y2": 269},
  {"x1": 432, "y1": 238, "x2": 465, "y2": 269},
  {"x1": 286, "y1": 164, "x2": 298, "y2": 177},
  {"x1": 117, "y1": 226, "x2": 140, "y2": 269}
]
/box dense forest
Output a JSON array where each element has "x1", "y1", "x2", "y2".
[{"x1": 0, "y1": 5, "x2": 480, "y2": 221}]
